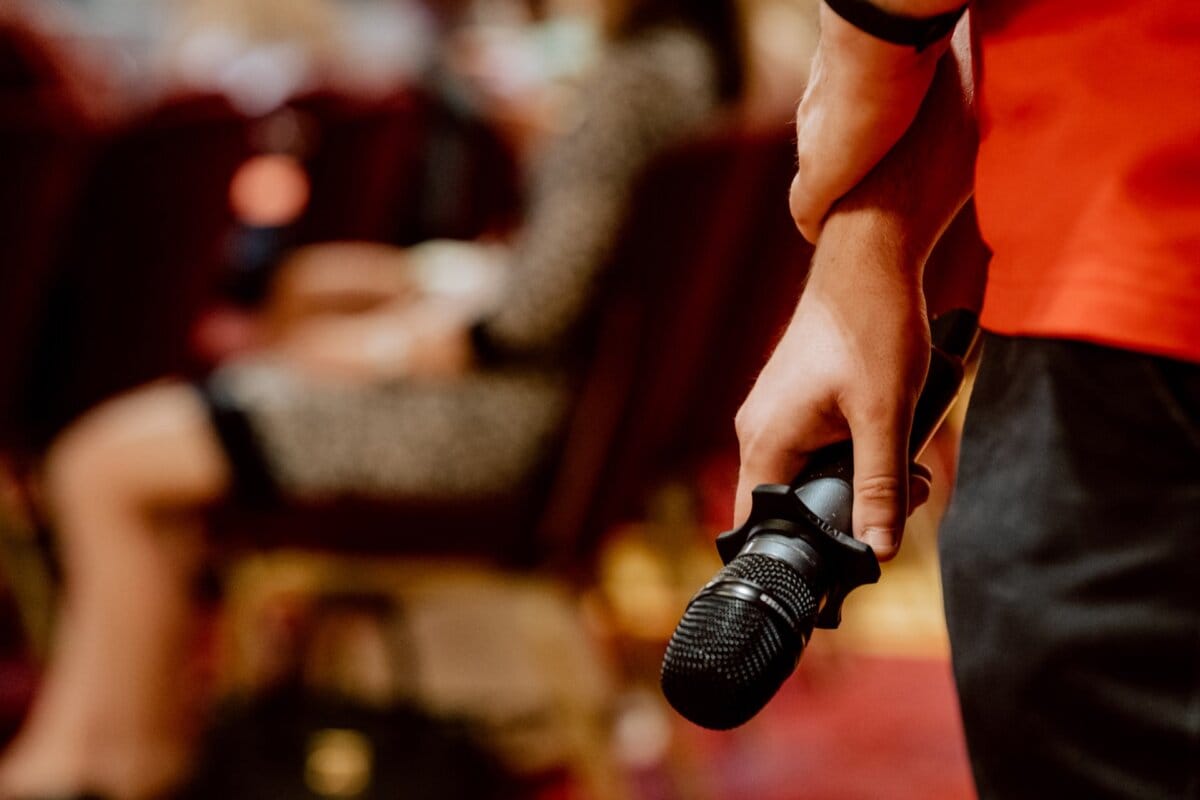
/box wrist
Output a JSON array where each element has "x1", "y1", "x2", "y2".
[
  {"x1": 808, "y1": 204, "x2": 928, "y2": 294},
  {"x1": 793, "y1": 15, "x2": 945, "y2": 242}
]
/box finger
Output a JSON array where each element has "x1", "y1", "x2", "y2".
[
  {"x1": 733, "y1": 446, "x2": 807, "y2": 528},
  {"x1": 908, "y1": 468, "x2": 932, "y2": 514},
  {"x1": 846, "y1": 407, "x2": 911, "y2": 562},
  {"x1": 909, "y1": 461, "x2": 933, "y2": 485},
  {"x1": 870, "y1": 473, "x2": 929, "y2": 561}
]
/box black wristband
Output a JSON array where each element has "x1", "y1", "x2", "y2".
[{"x1": 823, "y1": 0, "x2": 968, "y2": 52}]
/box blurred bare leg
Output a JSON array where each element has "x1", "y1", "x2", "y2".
[{"x1": 0, "y1": 383, "x2": 231, "y2": 799}]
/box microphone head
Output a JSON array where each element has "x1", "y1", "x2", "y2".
[{"x1": 660, "y1": 554, "x2": 818, "y2": 730}]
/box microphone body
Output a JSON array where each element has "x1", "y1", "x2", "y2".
[{"x1": 661, "y1": 310, "x2": 979, "y2": 730}]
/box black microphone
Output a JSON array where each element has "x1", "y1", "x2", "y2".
[{"x1": 661, "y1": 309, "x2": 980, "y2": 730}]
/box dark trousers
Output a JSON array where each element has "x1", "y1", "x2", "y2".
[{"x1": 940, "y1": 334, "x2": 1200, "y2": 799}]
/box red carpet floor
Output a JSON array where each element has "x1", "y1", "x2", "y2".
[{"x1": 667, "y1": 651, "x2": 975, "y2": 800}]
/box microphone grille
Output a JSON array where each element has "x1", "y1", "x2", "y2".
[
  {"x1": 721, "y1": 552, "x2": 818, "y2": 624},
  {"x1": 660, "y1": 555, "x2": 818, "y2": 730}
]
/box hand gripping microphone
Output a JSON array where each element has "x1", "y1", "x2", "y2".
[{"x1": 661, "y1": 309, "x2": 980, "y2": 730}]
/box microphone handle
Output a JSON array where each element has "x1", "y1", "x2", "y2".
[
  {"x1": 804, "y1": 307, "x2": 979, "y2": 475},
  {"x1": 913, "y1": 307, "x2": 979, "y2": 456}
]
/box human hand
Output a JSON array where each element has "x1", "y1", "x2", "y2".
[
  {"x1": 789, "y1": 3, "x2": 947, "y2": 242},
  {"x1": 266, "y1": 243, "x2": 419, "y2": 338},
  {"x1": 273, "y1": 299, "x2": 474, "y2": 384},
  {"x1": 388, "y1": 300, "x2": 475, "y2": 379},
  {"x1": 733, "y1": 246, "x2": 932, "y2": 562}
]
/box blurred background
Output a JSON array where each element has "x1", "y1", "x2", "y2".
[{"x1": 0, "y1": 0, "x2": 973, "y2": 797}]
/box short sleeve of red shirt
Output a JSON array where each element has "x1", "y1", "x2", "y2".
[{"x1": 972, "y1": 0, "x2": 1200, "y2": 362}]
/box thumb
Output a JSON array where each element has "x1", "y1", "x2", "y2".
[{"x1": 846, "y1": 406, "x2": 912, "y2": 562}]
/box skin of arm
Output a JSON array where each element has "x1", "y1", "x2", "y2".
[
  {"x1": 264, "y1": 243, "x2": 419, "y2": 334},
  {"x1": 270, "y1": 297, "x2": 477, "y2": 383},
  {"x1": 733, "y1": 25, "x2": 977, "y2": 561},
  {"x1": 790, "y1": 0, "x2": 970, "y2": 242}
]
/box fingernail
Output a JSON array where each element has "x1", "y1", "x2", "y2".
[{"x1": 861, "y1": 527, "x2": 896, "y2": 553}]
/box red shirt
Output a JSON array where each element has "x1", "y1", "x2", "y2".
[{"x1": 972, "y1": 0, "x2": 1200, "y2": 362}]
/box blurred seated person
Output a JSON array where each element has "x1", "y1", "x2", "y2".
[
  {"x1": 430, "y1": 0, "x2": 603, "y2": 155},
  {"x1": 0, "y1": 0, "x2": 745, "y2": 796},
  {"x1": 396, "y1": 0, "x2": 605, "y2": 239}
]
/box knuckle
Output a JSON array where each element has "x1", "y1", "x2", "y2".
[
  {"x1": 733, "y1": 408, "x2": 750, "y2": 438},
  {"x1": 788, "y1": 174, "x2": 815, "y2": 225},
  {"x1": 856, "y1": 473, "x2": 906, "y2": 505},
  {"x1": 734, "y1": 406, "x2": 780, "y2": 467},
  {"x1": 788, "y1": 197, "x2": 815, "y2": 235},
  {"x1": 733, "y1": 403, "x2": 761, "y2": 446},
  {"x1": 850, "y1": 391, "x2": 910, "y2": 429}
]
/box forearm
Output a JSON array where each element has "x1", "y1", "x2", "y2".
[
  {"x1": 272, "y1": 299, "x2": 474, "y2": 381},
  {"x1": 792, "y1": 1, "x2": 971, "y2": 240},
  {"x1": 265, "y1": 243, "x2": 414, "y2": 337}
]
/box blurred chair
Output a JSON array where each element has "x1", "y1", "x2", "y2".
[
  {"x1": 393, "y1": 89, "x2": 523, "y2": 244},
  {"x1": 673, "y1": 126, "x2": 814, "y2": 465},
  {"x1": 23, "y1": 92, "x2": 253, "y2": 443},
  {"x1": 534, "y1": 124, "x2": 801, "y2": 566},
  {"x1": 0, "y1": 13, "x2": 72, "y2": 93},
  {"x1": 0, "y1": 13, "x2": 103, "y2": 741},
  {"x1": 287, "y1": 88, "x2": 428, "y2": 244},
  {"x1": 0, "y1": 79, "x2": 94, "y2": 447},
  {"x1": 0, "y1": 12, "x2": 101, "y2": 445}
]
